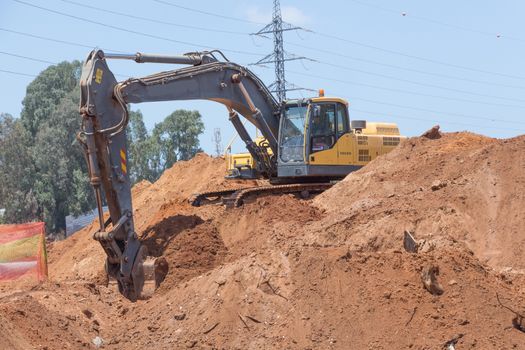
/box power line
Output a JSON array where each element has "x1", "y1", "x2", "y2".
[
  {"x1": 312, "y1": 31, "x2": 525, "y2": 81},
  {"x1": 285, "y1": 68, "x2": 525, "y2": 110},
  {"x1": 57, "y1": 0, "x2": 248, "y2": 35},
  {"x1": 351, "y1": 108, "x2": 525, "y2": 133},
  {"x1": 149, "y1": 0, "x2": 525, "y2": 81},
  {"x1": 12, "y1": 0, "x2": 264, "y2": 57},
  {"x1": 285, "y1": 40, "x2": 525, "y2": 90},
  {"x1": 150, "y1": 1, "x2": 525, "y2": 102},
  {"x1": 346, "y1": 0, "x2": 525, "y2": 43},
  {"x1": 0, "y1": 27, "x2": 124, "y2": 52},
  {"x1": 0, "y1": 69, "x2": 37, "y2": 78},
  {"x1": 0, "y1": 51, "x2": 55, "y2": 64},
  {"x1": 314, "y1": 60, "x2": 525, "y2": 106},
  {"x1": 3, "y1": 36, "x2": 521, "y2": 119},
  {"x1": 152, "y1": 0, "x2": 265, "y2": 25},
  {"x1": 346, "y1": 95, "x2": 521, "y2": 125},
  {"x1": 0, "y1": 28, "x2": 245, "y2": 74},
  {"x1": 0, "y1": 51, "x2": 131, "y2": 79},
  {"x1": 7, "y1": 23, "x2": 521, "y2": 106},
  {"x1": 253, "y1": 64, "x2": 523, "y2": 125},
  {"x1": 260, "y1": 65, "x2": 521, "y2": 124},
  {"x1": 8, "y1": 20, "x2": 518, "y2": 95}
]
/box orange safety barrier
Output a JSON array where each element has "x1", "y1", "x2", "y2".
[{"x1": 0, "y1": 222, "x2": 48, "y2": 282}]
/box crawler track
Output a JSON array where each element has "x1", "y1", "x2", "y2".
[
  {"x1": 190, "y1": 187, "x2": 250, "y2": 207},
  {"x1": 191, "y1": 183, "x2": 333, "y2": 208}
]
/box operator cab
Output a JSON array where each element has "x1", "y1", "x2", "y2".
[
  {"x1": 276, "y1": 94, "x2": 403, "y2": 180},
  {"x1": 277, "y1": 96, "x2": 354, "y2": 179}
]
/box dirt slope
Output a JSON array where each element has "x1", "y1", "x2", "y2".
[
  {"x1": 313, "y1": 133, "x2": 525, "y2": 272},
  {"x1": 1, "y1": 136, "x2": 525, "y2": 349},
  {"x1": 47, "y1": 153, "x2": 260, "y2": 283}
]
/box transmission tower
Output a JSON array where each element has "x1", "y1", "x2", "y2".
[
  {"x1": 253, "y1": 0, "x2": 309, "y2": 103},
  {"x1": 212, "y1": 128, "x2": 223, "y2": 157}
]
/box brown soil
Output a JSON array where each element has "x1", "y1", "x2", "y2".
[{"x1": 1, "y1": 137, "x2": 525, "y2": 349}]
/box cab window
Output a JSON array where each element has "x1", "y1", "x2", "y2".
[
  {"x1": 336, "y1": 103, "x2": 349, "y2": 137},
  {"x1": 280, "y1": 104, "x2": 307, "y2": 162},
  {"x1": 310, "y1": 104, "x2": 336, "y2": 152}
]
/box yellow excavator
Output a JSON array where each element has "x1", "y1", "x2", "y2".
[
  {"x1": 78, "y1": 49, "x2": 404, "y2": 300},
  {"x1": 225, "y1": 92, "x2": 404, "y2": 179}
]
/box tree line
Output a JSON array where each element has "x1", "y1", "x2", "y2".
[{"x1": 0, "y1": 61, "x2": 204, "y2": 233}]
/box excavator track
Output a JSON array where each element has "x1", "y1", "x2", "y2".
[
  {"x1": 191, "y1": 183, "x2": 333, "y2": 208},
  {"x1": 190, "y1": 187, "x2": 252, "y2": 207}
]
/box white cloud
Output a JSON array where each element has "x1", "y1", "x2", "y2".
[
  {"x1": 246, "y1": 6, "x2": 271, "y2": 24},
  {"x1": 281, "y1": 6, "x2": 310, "y2": 26},
  {"x1": 246, "y1": 5, "x2": 310, "y2": 26}
]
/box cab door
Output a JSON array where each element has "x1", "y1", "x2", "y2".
[
  {"x1": 335, "y1": 103, "x2": 354, "y2": 165},
  {"x1": 308, "y1": 103, "x2": 338, "y2": 165}
]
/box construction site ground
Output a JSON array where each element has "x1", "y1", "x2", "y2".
[{"x1": 1, "y1": 131, "x2": 525, "y2": 349}]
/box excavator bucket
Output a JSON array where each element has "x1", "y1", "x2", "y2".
[
  {"x1": 107, "y1": 246, "x2": 168, "y2": 300},
  {"x1": 131, "y1": 246, "x2": 169, "y2": 299}
]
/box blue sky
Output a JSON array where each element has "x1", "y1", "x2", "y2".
[{"x1": 1, "y1": 0, "x2": 524, "y2": 153}]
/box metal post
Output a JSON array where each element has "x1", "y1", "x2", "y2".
[{"x1": 252, "y1": 0, "x2": 308, "y2": 103}]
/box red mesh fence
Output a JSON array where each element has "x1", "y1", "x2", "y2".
[{"x1": 0, "y1": 222, "x2": 48, "y2": 282}]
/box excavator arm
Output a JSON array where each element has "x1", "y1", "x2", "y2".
[{"x1": 78, "y1": 49, "x2": 280, "y2": 300}]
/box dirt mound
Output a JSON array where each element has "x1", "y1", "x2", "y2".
[
  {"x1": 313, "y1": 132, "x2": 525, "y2": 272},
  {"x1": 48, "y1": 153, "x2": 260, "y2": 283},
  {"x1": 2, "y1": 135, "x2": 525, "y2": 349},
  {"x1": 152, "y1": 152, "x2": 260, "y2": 200}
]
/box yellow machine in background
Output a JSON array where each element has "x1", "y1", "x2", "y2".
[
  {"x1": 226, "y1": 95, "x2": 405, "y2": 179},
  {"x1": 225, "y1": 136, "x2": 272, "y2": 179}
]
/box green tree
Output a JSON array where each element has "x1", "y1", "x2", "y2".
[
  {"x1": 126, "y1": 110, "x2": 157, "y2": 184},
  {"x1": 125, "y1": 109, "x2": 204, "y2": 183},
  {"x1": 0, "y1": 114, "x2": 38, "y2": 223},
  {"x1": 20, "y1": 61, "x2": 81, "y2": 137},
  {"x1": 32, "y1": 88, "x2": 94, "y2": 231},
  {"x1": 2, "y1": 61, "x2": 93, "y2": 233},
  {"x1": 151, "y1": 109, "x2": 204, "y2": 173},
  {"x1": 0, "y1": 112, "x2": 14, "y2": 141},
  {"x1": 0, "y1": 113, "x2": 14, "y2": 209}
]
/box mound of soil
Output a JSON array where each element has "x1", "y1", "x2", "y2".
[
  {"x1": 314, "y1": 133, "x2": 525, "y2": 272},
  {"x1": 1, "y1": 136, "x2": 525, "y2": 349}
]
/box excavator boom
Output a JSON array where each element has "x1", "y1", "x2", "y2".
[{"x1": 79, "y1": 49, "x2": 280, "y2": 299}]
